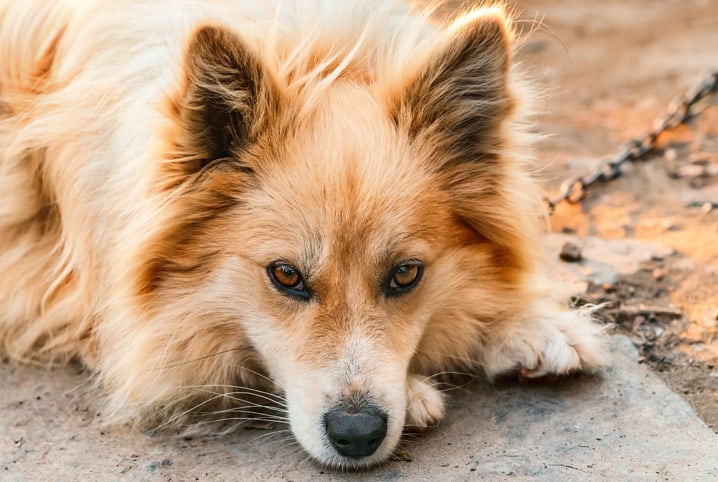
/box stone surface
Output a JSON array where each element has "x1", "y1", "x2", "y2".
[
  {"x1": 2, "y1": 336, "x2": 716, "y2": 481},
  {"x1": 547, "y1": 233, "x2": 675, "y2": 290}
]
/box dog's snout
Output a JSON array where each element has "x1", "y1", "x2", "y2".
[{"x1": 324, "y1": 407, "x2": 388, "y2": 459}]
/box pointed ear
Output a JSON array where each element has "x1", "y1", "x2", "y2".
[
  {"x1": 394, "y1": 10, "x2": 541, "y2": 272},
  {"x1": 168, "y1": 25, "x2": 279, "y2": 176},
  {"x1": 393, "y1": 9, "x2": 514, "y2": 165}
]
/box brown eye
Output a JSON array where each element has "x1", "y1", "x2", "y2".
[
  {"x1": 267, "y1": 262, "x2": 310, "y2": 300},
  {"x1": 392, "y1": 265, "x2": 418, "y2": 287},
  {"x1": 273, "y1": 263, "x2": 300, "y2": 287},
  {"x1": 386, "y1": 261, "x2": 424, "y2": 297}
]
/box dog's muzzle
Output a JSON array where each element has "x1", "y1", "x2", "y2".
[{"x1": 324, "y1": 405, "x2": 388, "y2": 459}]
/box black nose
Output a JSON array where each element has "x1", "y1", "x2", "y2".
[{"x1": 324, "y1": 407, "x2": 388, "y2": 458}]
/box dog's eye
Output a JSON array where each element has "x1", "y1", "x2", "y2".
[
  {"x1": 267, "y1": 262, "x2": 310, "y2": 300},
  {"x1": 386, "y1": 261, "x2": 424, "y2": 297}
]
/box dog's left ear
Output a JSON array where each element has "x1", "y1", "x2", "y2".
[
  {"x1": 393, "y1": 8, "x2": 514, "y2": 164},
  {"x1": 394, "y1": 10, "x2": 539, "y2": 272}
]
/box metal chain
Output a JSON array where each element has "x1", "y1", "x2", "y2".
[{"x1": 545, "y1": 70, "x2": 718, "y2": 214}]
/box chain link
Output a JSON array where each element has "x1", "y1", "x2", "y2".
[{"x1": 545, "y1": 70, "x2": 718, "y2": 214}]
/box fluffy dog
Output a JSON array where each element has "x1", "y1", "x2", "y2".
[{"x1": 0, "y1": 0, "x2": 605, "y2": 468}]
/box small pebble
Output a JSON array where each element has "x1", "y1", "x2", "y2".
[
  {"x1": 632, "y1": 315, "x2": 646, "y2": 331},
  {"x1": 602, "y1": 282, "x2": 616, "y2": 293},
  {"x1": 662, "y1": 220, "x2": 681, "y2": 231},
  {"x1": 652, "y1": 268, "x2": 665, "y2": 281},
  {"x1": 689, "y1": 151, "x2": 715, "y2": 164},
  {"x1": 677, "y1": 164, "x2": 705, "y2": 178},
  {"x1": 701, "y1": 310, "x2": 718, "y2": 327},
  {"x1": 559, "y1": 242, "x2": 582, "y2": 262},
  {"x1": 689, "y1": 177, "x2": 706, "y2": 189}
]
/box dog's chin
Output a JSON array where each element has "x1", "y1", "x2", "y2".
[
  {"x1": 290, "y1": 418, "x2": 404, "y2": 470},
  {"x1": 306, "y1": 434, "x2": 402, "y2": 470}
]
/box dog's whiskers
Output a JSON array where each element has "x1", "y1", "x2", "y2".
[
  {"x1": 417, "y1": 370, "x2": 478, "y2": 381},
  {"x1": 231, "y1": 365, "x2": 284, "y2": 391},
  {"x1": 252, "y1": 428, "x2": 292, "y2": 443},
  {"x1": 150, "y1": 393, "x2": 232, "y2": 432},
  {"x1": 197, "y1": 406, "x2": 288, "y2": 421},
  {"x1": 194, "y1": 416, "x2": 289, "y2": 426},
  {"x1": 152, "y1": 346, "x2": 248, "y2": 370},
  {"x1": 184, "y1": 385, "x2": 287, "y2": 406},
  {"x1": 206, "y1": 396, "x2": 288, "y2": 414},
  {"x1": 254, "y1": 432, "x2": 298, "y2": 449},
  {"x1": 406, "y1": 370, "x2": 479, "y2": 398},
  {"x1": 198, "y1": 403, "x2": 287, "y2": 417},
  {"x1": 150, "y1": 386, "x2": 287, "y2": 433}
]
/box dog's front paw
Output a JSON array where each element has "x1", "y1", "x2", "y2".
[
  {"x1": 483, "y1": 307, "x2": 607, "y2": 380},
  {"x1": 404, "y1": 374, "x2": 444, "y2": 430},
  {"x1": 516, "y1": 333, "x2": 582, "y2": 380}
]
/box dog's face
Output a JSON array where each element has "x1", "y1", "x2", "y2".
[
  {"x1": 227, "y1": 112, "x2": 460, "y2": 465},
  {"x1": 126, "y1": 8, "x2": 540, "y2": 468}
]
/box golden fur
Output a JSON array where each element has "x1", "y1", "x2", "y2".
[{"x1": 0, "y1": 0, "x2": 605, "y2": 468}]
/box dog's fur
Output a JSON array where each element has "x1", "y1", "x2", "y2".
[{"x1": 0, "y1": 0, "x2": 605, "y2": 468}]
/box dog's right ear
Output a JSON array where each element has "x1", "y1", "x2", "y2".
[{"x1": 166, "y1": 26, "x2": 279, "y2": 182}]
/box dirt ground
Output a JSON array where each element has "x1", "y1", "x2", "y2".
[{"x1": 506, "y1": 0, "x2": 718, "y2": 430}]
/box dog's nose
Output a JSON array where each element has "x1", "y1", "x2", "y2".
[{"x1": 324, "y1": 407, "x2": 388, "y2": 458}]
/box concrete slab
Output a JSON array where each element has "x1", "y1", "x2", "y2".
[{"x1": 2, "y1": 336, "x2": 715, "y2": 481}]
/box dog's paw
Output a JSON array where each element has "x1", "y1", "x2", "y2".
[
  {"x1": 516, "y1": 331, "x2": 582, "y2": 380},
  {"x1": 404, "y1": 374, "x2": 444, "y2": 430},
  {"x1": 483, "y1": 307, "x2": 607, "y2": 380}
]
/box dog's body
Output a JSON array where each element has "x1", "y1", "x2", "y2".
[{"x1": 0, "y1": 0, "x2": 604, "y2": 468}]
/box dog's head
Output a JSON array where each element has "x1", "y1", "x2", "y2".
[{"x1": 112, "y1": 7, "x2": 541, "y2": 468}]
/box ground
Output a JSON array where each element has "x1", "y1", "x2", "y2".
[{"x1": 508, "y1": 0, "x2": 718, "y2": 430}]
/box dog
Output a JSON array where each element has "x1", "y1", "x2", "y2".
[{"x1": 0, "y1": 0, "x2": 606, "y2": 469}]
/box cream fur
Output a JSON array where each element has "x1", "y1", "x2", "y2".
[{"x1": 0, "y1": 0, "x2": 606, "y2": 469}]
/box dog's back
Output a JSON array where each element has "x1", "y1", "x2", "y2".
[
  {"x1": 0, "y1": 0, "x2": 204, "y2": 364},
  {"x1": 0, "y1": 0, "x2": 82, "y2": 363}
]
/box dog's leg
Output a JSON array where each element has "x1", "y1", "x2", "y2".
[
  {"x1": 405, "y1": 374, "x2": 444, "y2": 430},
  {"x1": 481, "y1": 303, "x2": 607, "y2": 380}
]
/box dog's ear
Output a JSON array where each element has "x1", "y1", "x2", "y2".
[
  {"x1": 394, "y1": 9, "x2": 513, "y2": 165},
  {"x1": 394, "y1": 10, "x2": 539, "y2": 272},
  {"x1": 168, "y1": 25, "x2": 279, "y2": 178}
]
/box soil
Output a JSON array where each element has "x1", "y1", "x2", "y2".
[
  {"x1": 579, "y1": 255, "x2": 718, "y2": 432},
  {"x1": 503, "y1": 0, "x2": 718, "y2": 430}
]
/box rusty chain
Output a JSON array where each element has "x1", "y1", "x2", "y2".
[{"x1": 545, "y1": 70, "x2": 718, "y2": 214}]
